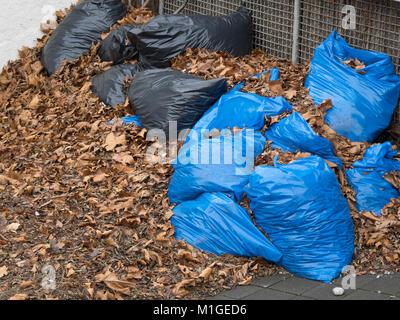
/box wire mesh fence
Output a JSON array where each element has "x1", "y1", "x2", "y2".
[
  {"x1": 162, "y1": 0, "x2": 400, "y2": 141},
  {"x1": 163, "y1": 0, "x2": 295, "y2": 61},
  {"x1": 299, "y1": 0, "x2": 400, "y2": 74},
  {"x1": 163, "y1": 0, "x2": 400, "y2": 74}
]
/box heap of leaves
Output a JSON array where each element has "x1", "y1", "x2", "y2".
[{"x1": 0, "y1": 5, "x2": 288, "y2": 301}]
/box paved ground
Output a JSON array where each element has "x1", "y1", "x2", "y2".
[
  {"x1": 208, "y1": 273, "x2": 400, "y2": 300},
  {"x1": 0, "y1": 0, "x2": 76, "y2": 68}
]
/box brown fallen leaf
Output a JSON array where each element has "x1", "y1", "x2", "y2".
[
  {"x1": 0, "y1": 266, "x2": 8, "y2": 278},
  {"x1": 284, "y1": 88, "x2": 297, "y2": 99},
  {"x1": 104, "y1": 132, "x2": 127, "y2": 151},
  {"x1": 6, "y1": 223, "x2": 20, "y2": 233},
  {"x1": 103, "y1": 272, "x2": 136, "y2": 296},
  {"x1": 112, "y1": 153, "x2": 134, "y2": 165},
  {"x1": 28, "y1": 95, "x2": 40, "y2": 108},
  {"x1": 269, "y1": 80, "x2": 284, "y2": 95},
  {"x1": 199, "y1": 267, "x2": 213, "y2": 280},
  {"x1": 173, "y1": 279, "x2": 195, "y2": 297},
  {"x1": 85, "y1": 283, "x2": 95, "y2": 298},
  {"x1": 0, "y1": 174, "x2": 20, "y2": 185},
  {"x1": 8, "y1": 293, "x2": 28, "y2": 300},
  {"x1": 20, "y1": 280, "x2": 35, "y2": 289}
]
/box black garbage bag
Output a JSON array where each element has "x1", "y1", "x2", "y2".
[
  {"x1": 41, "y1": 0, "x2": 127, "y2": 75},
  {"x1": 127, "y1": 5, "x2": 252, "y2": 68},
  {"x1": 128, "y1": 69, "x2": 227, "y2": 135},
  {"x1": 98, "y1": 24, "x2": 142, "y2": 64},
  {"x1": 91, "y1": 63, "x2": 142, "y2": 106}
]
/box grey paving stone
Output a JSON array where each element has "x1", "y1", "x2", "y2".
[
  {"x1": 243, "y1": 288, "x2": 296, "y2": 300},
  {"x1": 358, "y1": 275, "x2": 400, "y2": 295},
  {"x1": 269, "y1": 276, "x2": 321, "y2": 295},
  {"x1": 213, "y1": 273, "x2": 400, "y2": 300},
  {"x1": 291, "y1": 295, "x2": 316, "y2": 300},
  {"x1": 344, "y1": 290, "x2": 392, "y2": 300},
  {"x1": 302, "y1": 284, "x2": 354, "y2": 300},
  {"x1": 332, "y1": 274, "x2": 377, "y2": 289},
  {"x1": 220, "y1": 285, "x2": 262, "y2": 299},
  {"x1": 251, "y1": 274, "x2": 292, "y2": 288}
]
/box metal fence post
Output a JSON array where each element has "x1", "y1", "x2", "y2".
[
  {"x1": 159, "y1": 0, "x2": 165, "y2": 14},
  {"x1": 291, "y1": 0, "x2": 301, "y2": 64}
]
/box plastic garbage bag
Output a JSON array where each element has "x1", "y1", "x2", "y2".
[
  {"x1": 246, "y1": 156, "x2": 354, "y2": 282},
  {"x1": 98, "y1": 24, "x2": 142, "y2": 64},
  {"x1": 128, "y1": 69, "x2": 227, "y2": 136},
  {"x1": 346, "y1": 142, "x2": 400, "y2": 216},
  {"x1": 265, "y1": 112, "x2": 343, "y2": 168},
  {"x1": 41, "y1": 0, "x2": 127, "y2": 75},
  {"x1": 168, "y1": 130, "x2": 266, "y2": 204},
  {"x1": 305, "y1": 30, "x2": 400, "y2": 143},
  {"x1": 127, "y1": 5, "x2": 252, "y2": 68},
  {"x1": 185, "y1": 69, "x2": 292, "y2": 144},
  {"x1": 91, "y1": 63, "x2": 142, "y2": 106},
  {"x1": 171, "y1": 192, "x2": 283, "y2": 263}
]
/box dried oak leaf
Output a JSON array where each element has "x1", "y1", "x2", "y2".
[
  {"x1": 102, "y1": 272, "x2": 136, "y2": 296},
  {"x1": 112, "y1": 152, "x2": 134, "y2": 165},
  {"x1": 0, "y1": 266, "x2": 8, "y2": 278},
  {"x1": 104, "y1": 132, "x2": 127, "y2": 151}
]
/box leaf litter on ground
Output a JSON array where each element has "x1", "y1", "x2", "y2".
[{"x1": 1, "y1": 2, "x2": 400, "y2": 301}]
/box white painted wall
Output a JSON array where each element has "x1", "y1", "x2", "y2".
[{"x1": 0, "y1": 0, "x2": 76, "y2": 68}]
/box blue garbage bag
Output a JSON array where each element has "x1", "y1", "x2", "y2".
[
  {"x1": 351, "y1": 142, "x2": 400, "y2": 171},
  {"x1": 168, "y1": 130, "x2": 266, "y2": 204},
  {"x1": 346, "y1": 142, "x2": 400, "y2": 216},
  {"x1": 171, "y1": 192, "x2": 283, "y2": 263},
  {"x1": 185, "y1": 69, "x2": 292, "y2": 144},
  {"x1": 246, "y1": 156, "x2": 354, "y2": 282},
  {"x1": 265, "y1": 112, "x2": 343, "y2": 168},
  {"x1": 305, "y1": 30, "x2": 400, "y2": 143}
]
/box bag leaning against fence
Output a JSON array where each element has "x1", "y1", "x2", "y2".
[
  {"x1": 127, "y1": 5, "x2": 253, "y2": 68},
  {"x1": 305, "y1": 30, "x2": 400, "y2": 143},
  {"x1": 98, "y1": 24, "x2": 143, "y2": 64}
]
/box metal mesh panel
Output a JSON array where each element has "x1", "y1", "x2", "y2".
[
  {"x1": 163, "y1": 0, "x2": 400, "y2": 73},
  {"x1": 300, "y1": 0, "x2": 400, "y2": 75},
  {"x1": 163, "y1": 0, "x2": 295, "y2": 60}
]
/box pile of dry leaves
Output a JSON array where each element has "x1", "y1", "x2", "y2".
[
  {"x1": 341, "y1": 57, "x2": 366, "y2": 74},
  {"x1": 1, "y1": 3, "x2": 400, "y2": 301},
  {"x1": 0, "y1": 5, "x2": 286, "y2": 301}
]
